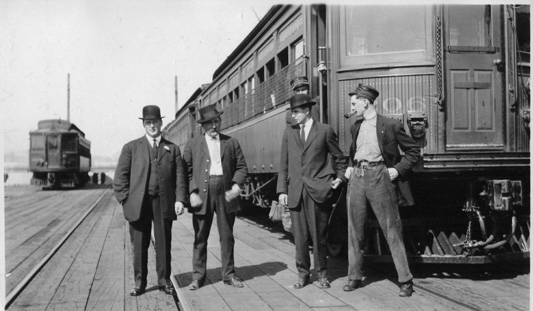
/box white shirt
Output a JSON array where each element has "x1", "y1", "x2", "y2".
[{"x1": 205, "y1": 134, "x2": 223, "y2": 175}]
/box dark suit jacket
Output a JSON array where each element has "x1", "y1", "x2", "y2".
[
  {"x1": 277, "y1": 119, "x2": 348, "y2": 208},
  {"x1": 113, "y1": 136, "x2": 188, "y2": 222},
  {"x1": 183, "y1": 133, "x2": 248, "y2": 215},
  {"x1": 349, "y1": 114, "x2": 420, "y2": 205}
]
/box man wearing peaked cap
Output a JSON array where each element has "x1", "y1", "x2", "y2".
[
  {"x1": 183, "y1": 104, "x2": 248, "y2": 290},
  {"x1": 277, "y1": 93, "x2": 347, "y2": 290},
  {"x1": 286, "y1": 76, "x2": 320, "y2": 128},
  {"x1": 114, "y1": 105, "x2": 188, "y2": 296},
  {"x1": 343, "y1": 84, "x2": 420, "y2": 297}
]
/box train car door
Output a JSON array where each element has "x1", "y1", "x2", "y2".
[
  {"x1": 444, "y1": 5, "x2": 504, "y2": 151},
  {"x1": 47, "y1": 135, "x2": 61, "y2": 168}
]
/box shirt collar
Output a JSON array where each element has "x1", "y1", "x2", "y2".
[
  {"x1": 205, "y1": 133, "x2": 219, "y2": 141},
  {"x1": 301, "y1": 117, "x2": 313, "y2": 129},
  {"x1": 146, "y1": 134, "x2": 162, "y2": 146}
]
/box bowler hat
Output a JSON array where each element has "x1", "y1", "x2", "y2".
[
  {"x1": 290, "y1": 76, "x2": 310, "y2": 91},
  {"x1": 287, "y1": 94, "x2": 316, "y2": 110},
  {"x1": 197, "y1": 105, "x2": 223, "y2": 123},
  {"x1": 139, "y1": 105, "x2": 164, "y2": 120},
  {"x1": 348, "y1": 84, "x2": 379, "y2": 102}
]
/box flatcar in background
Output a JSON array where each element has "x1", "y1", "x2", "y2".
[
  {"x1": 166, "y1": 4, "x2": 530, "y2": 264},
  {"x1": 29, "y1": 119, "x2": 91, "y2": 189}
]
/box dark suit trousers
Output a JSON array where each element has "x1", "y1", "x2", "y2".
[
  {"x1": 346, "y1": 164, "x2": 413, "y2": 283},
  {"x1": 290, "y1": 187, "x2": 329, "y2": 279},
  {"x1": 129, "y1": 195, "x2": 173, "y2": 288},
  {"x1": 192, "y1": 176, "x2": 236, "y2": 282}
]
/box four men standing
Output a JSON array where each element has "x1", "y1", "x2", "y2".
[{"x1": 113, "y1": 83, "x2": 418, "y2": 298}]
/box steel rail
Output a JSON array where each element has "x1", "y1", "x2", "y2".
[{"x1": 5, "y1": 189, "x2": 110, "y2": 309}]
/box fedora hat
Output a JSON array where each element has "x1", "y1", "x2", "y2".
[
  {"x1": 287, "y1": 94, "x2": 316, "y2": 110},
  {"x1": 348, "y1": 84, "x2": 379, "y2": 102},
  {"x1": 290, "y1": 76, "x2": 310, "y2": 91},
  {"x1": 197, "y1": 104, "x2": 223, "y2": 123},
  {"x1": 139, "y1": 105, "x2": 164, "y2": 120}
]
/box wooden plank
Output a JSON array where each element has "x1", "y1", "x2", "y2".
[
  {"x1": 46, "y1": 191, "x2": 115, "y2": 310},
  {"x1": 9, "y1": 192, "x2": 111, "y2": 311},
  {"x1": 85, "y1": 200, "x2": 126, "y2": 311}
]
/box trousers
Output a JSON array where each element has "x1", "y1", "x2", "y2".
[{"x1": 346, "y1": 164, "x2": 412, "y2": 283}]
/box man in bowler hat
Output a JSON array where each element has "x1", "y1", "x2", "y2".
[
  {"x1": 286, "y1": 76, "x2": 320, "y2": 128},
  {"x1": 343, "y1": 84, "x2": 420, "y2": 297},
  {"x1": 114, "y1": 105, "x2": 188, "y2": 296},
  {"x1": 183, "y1": 104, "x2": 248, "y2": 290},
  {"x1": 277, "y1": 94, "x2": 347, "y2": 289}
]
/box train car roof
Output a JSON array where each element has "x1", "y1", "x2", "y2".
[
  {"x1": 212, "y1": 5, "x2": 285, "y2": 80},
  {"x1": 31, "y1": 119, "x2": 87, "y2": 137}
]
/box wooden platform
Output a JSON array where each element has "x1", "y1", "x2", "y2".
[
  {"x1": 5, "y1": 185, "x2": 530, "y2": 310},
  {"x1": 171, "y1": 209, "x2": 530, "y2": 311}
]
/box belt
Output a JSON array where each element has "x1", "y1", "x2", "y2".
[{"x1": 355, "y1": 160, "x2": 384, "y2": 169}]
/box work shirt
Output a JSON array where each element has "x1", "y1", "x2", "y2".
[{"x1": 354, "y1": 113, "x2": 384, "y2": 163}]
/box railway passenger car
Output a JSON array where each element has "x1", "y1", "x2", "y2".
[
  {"x1": 168, "y1": 5, "x2": 530, "y2": 264},
  {"x1": 29, "y1": 119, "x2": 91, "y2": 189}
]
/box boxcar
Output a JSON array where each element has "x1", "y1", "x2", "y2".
[
  {"x1": 167, "y1": 4, "x2": 530, "y2": 264},
  {"x1": 29, "y1": 119, "x2": 91, "y2": 189}
]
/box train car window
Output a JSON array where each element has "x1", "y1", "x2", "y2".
[
  {"x1": 515, "y1": 6, "x2": 530, "y2": 53},
  {"x1": 266, "y1": 59, "x2": 275, "y2": 77},
  {"x1": 448, "y1": 5, "x2": 492, "y2": 47},
  {"x1": 345, "y1": 6, "x2": 426, "y2": 55},
  {"x1": 340, "y1": 6, "x2": 432, "y2": 68},
  {"x1": 292, "y1": 39, "x2": 304, "y2": 62},
  {"x1": 278, "y1": 47, "x2": 289, "y2": 69},
  {"x1": 31, "y1": 135, "x2": 45, "y2": 151},
  {"x1": 257, "y1": 67, "x2": 265, "y2": 83},
  {"x1": 233, "y1": 87, "x2": 240, "y2": 100},
  {"x1": 47, "y1": 135, "x2": 58, "y2": 150},
  {"x1": 248, "y1": 76, "x2": 255, "y2": 95},
  {"x1": 62, "y1": 135, "x2": 77, "y2": 152}
]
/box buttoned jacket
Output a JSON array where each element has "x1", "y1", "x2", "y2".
[
  {"x1": 349, "y1": 114, "x2": 421, "y2": 205},
  {"x1": 113, "y1": 136, "x2": 188, "y2": 222},
  {"x1": 183, "y1": 133, "x2": 248, "y2": 215},
  {"x1": 277, "y1": 119, "x2": 348, "y2": 208}
]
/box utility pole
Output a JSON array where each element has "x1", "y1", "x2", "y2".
[
  {"x1": 175, "y1": 75, "x2": 179, "y2": 114},
  {"x1": 67, "y1": 73, "x2": 70, "y2": 122}
]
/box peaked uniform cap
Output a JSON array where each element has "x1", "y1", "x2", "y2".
[
  {"x1": 348, "y1": 84, "x2": 380, "y2": 102},
  {"x1": 290, "y1": 76, "x2": 310, "y2": 91}
]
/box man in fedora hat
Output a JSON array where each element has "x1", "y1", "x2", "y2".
[
  {"x1": 277, "y1": 94, "x2": 347, "y2": 289},
  {"x1": 183, "y1": 104, "x2": 248, "y2": 290},
  {"x1": 114, "y1": 105, "x2": 188, "y2": 296},
  {"x1": 343, "y1": 84, "x2": 420, "y2": 297}
]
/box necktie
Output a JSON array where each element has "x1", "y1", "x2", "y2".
[
  {"x1": 300, "y1": 125, "x2": 306, "y2": 143},
  {"x1": 152, "y1": 139, "x2": 158, "y2": 161}
]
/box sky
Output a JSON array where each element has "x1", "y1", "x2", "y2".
[
  {"x1": 1, "y1": 0, "x2": 276, "y2": 164},
  {"x1": 1, "y1": 0, "x2": 525, "y2": 165}
]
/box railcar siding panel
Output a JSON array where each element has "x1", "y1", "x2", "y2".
[{"x1": 339, "y1": 74, "x2": 437, "y2": 153}]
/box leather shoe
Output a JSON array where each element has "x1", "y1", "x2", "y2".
[
  {"x1": 318, "y1": 277, "x2": 330, "y2": 289},
  {"x1": 188, "y1": 279, "x2": 204, "y2": 290},
  {"x1": 293, "y1": 277, "x2": 309, "y2": 289},
  {"x1": 223, "y1": 276, "x2": 244, "y2": 288},
  {"x1": 130, "y1": 287, "x2": 145, "y2": 296},
  {"x1": 343, "y1": 280, "x2": 362, "y2": 292},
  {"x1": 399, "y1": 280, "x2": 414, "y2": 297},
  {"x1": 159, "y1": 284, "x2": 175, "y2": 295}
]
